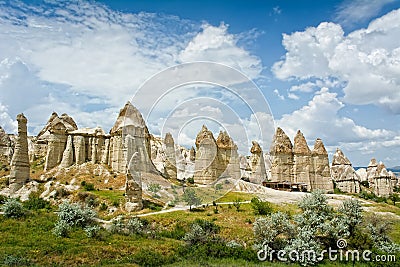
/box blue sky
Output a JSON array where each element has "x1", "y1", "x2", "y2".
[{"x1": 0, "y1": 0, "x2": 400, "y2": 166}]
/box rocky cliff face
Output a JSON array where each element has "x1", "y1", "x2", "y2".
[
  {"x1": 270, "y1": 127, "x2": 294, "y2": 182},
  {"x1": 216, "y1": 131, "x2": 240, "y2": 181},
  {"x1": 164, "y1": 133, "x2": 177, "y2": 179},
  {"x1": 330, "y1": 148, "x2": 360, "y2": 193},
  {"x1": 9, "y1": 114, "x2": 30, "y2": 193}
]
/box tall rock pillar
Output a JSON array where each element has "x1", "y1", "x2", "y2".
[
  {"x1": 249, "y1": 141, "x2": 266, "y2": 184},
  {"x1": 270, "y1": 127, "x2": 294, "y2": 182},
  {"x1": 293, "y1": 130, "x2": 313, "y2": 189},
  {"x1": 9, "y1": 114, "x2": 30, "y2": 193},
  {"x1": 311, "y1": 138, "x2": 333, "y2": 192}
]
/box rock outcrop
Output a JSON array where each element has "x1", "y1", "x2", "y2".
[
  {"x1": 248, "y1": 141, "x2": 266, "y2": 184},
  {"x1": 194, "y1": 125, "x2": 218, "y2": 184},
  {"x1": 41, "y1": 112, "x2": 78, "y2": 170},
  {"x1": 9, "y1": 114, "x2": 30, "y2": 193},
  {"x1": 270, "y1": 127, "x2": 294, "y2": 182},
  {"x1": 125, "y1": 167, "x2": 143, "y2": 212},
  {"x1": 373, "y1": 161, "x2": 393, "y2": 196},
  {"x1": 311, "y1": 138, "x2": 333, "y2": 192},
  {"x1": 330, "y1": 148, "x2": 361, "y2": 193},
  {"x1": 164, "y1": 133, "x2": 177, "y2": 179},
  {"x1": 110, "y1": 102, "x2": 158, "y2": 174},
  {"x1": 269, "y1": 128, "x2": 333, "y2": 192},
  {"x1": 0, "y1": 126, "x2": 13, "y2": 160},
  {"x1": 293, "y1": 130, "x2": 313, "y2": 187},
  {"x1": 216, "y1": 131, "x2": 240, "y2": 181}
]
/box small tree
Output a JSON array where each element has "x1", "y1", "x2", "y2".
[
  {"x1": 233, "y1": 198, "x2": 242, "y2": 212},
  {"x1": 183, "y1": 188, "x2": 201, "y2": 211}
]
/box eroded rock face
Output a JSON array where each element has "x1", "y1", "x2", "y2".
[
  {"x1": 9, "y1": 114, "x2": 30, "y2": 193},
  {"x1": 311, "y1": 138, "x2": 333, "y2": 192},
  {"x1": 216, "y1": 131, "x2": 240, "y2": 181},
  {"x1": 110, "y1": 102, "x2": 158, "y2": 174},
  {"x1": 270, "y1": 127, "x2": 294, "y2": 182},
  {"x1": 0, "y1": 126, "x2": 13, "y2": 160},
  {"x1": 164, "y1": 133, "x2": 177, "y2": 179},
  {"x1": 373, "y1": 162, "x2": 393, "y2": 196},
  {"x1": 293, "y1": 130, "x2": 313, "y2": 187},
  {"x1": 249, "y1": 141, "x2": 266, "y2": 184},
  {"x1": 42, "y1": 112, "x2": 78, "y2": 170},
  {"x1": 125, "y1": 168, "x2": 143, "y2": 212},
  {"x1": 194, "y1": 125, "x2": 218, "y2": 184},
  {"x1": 60, "y1": 135, "x2": 74, "y2": 168},
  {"x1": 330, "y1": 148, "x2": 360, "y2": 193}
]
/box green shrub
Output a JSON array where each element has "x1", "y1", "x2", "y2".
[
  {"x1": 99, "y1": 202, "x2": 108, "y2": 211},
  {"x1": 159, "y1": 223, "x2": 187, "y2": 240},
  {"x1": 3, "y1": 255, "x2": 30, "y2": 266},
  {"x1": 250, "y1": 197, "x2": 272, "y2": 215},
  {"x1": 127, "y1": 217, "x2": 147, "y2": 235},
  {"x1": 84, "y1": 183, "x2": 95, "y2": 191},
  {"x1": 186, "y1": 177, "x2": 194, "y2": 184},
  {"x1": 56, "y1": 201, "x2": 96, "y2": 228},
  {"x1": 23, "y1": 196, "x2": 51, "y2": 211},
  {"x1": 84, "y1": 225, "x2": 101, "y2": 238},
  {"x1": 2, "y1": 198, "x2": 25, "y2": 219},
  {"x1": 52, "y1": 220, "x2": 71, "y2": 237}
]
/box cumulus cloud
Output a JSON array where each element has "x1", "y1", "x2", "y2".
[
  {"x1": 335, "y1": 0, "x2": 396, "y2": 29},
  {"x1": 0, "y1": 0, "x2": 264, "y2": 137},
  {"x1": 277, "y1": 88, "x2": 395, "y2": 146},
  {"x1": 273, "y1": 9, "x2": 400, "y2": 114}
]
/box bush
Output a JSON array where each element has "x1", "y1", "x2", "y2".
[
  {"x1": 250, "y1": 197, "x2": 272, "y2": 215},
  {"x1": 159, "y1": 223, "x2": 186, "y2": 240},
  {"x1": 127, "y1": 217, "x2": 147, "y2": 235},
  {"x1": 186, "y1": 177, "x2": 195, "y2": 184},
  {"x1": 52, "y1": 220, "x2": 71, "y2": 237},
  {"x1": 84, "y1": 183, "x2": 95, "y2": 191},
  {"x1": 56, "y1": 201, "x2": 96, "y2": 228},
  {"x1": 110, "y1": 218, "x2": 126, "y2": 234},
  {"x1": 99, "y1": 202, "x2": 108, "y2": 211},
  {"x1": 183, "y1": 219, "x2": 220, "y2": 245},
  {"x1": 131, "y1": 249, "x2": 174, "y2": 266},
  {"x1": 84, "y1": 225, "x2": 101, "y2": 238},
  {"x1": 23, "y1": 196, "x2": 51, "y2": 211},
  {"x1": 2, "y1": 198, "x2": 25, "y2": 219},
  {"x1": 3, "y1": 255, "x2": 30, "y2": 266}
]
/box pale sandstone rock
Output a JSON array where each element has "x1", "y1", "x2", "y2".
[
  {"x1": 9, "y1": 114, "x2": 30, "y2": 193},
  {"x1": 330, "y1": 148, "x2": 360, "y2": 193},
  {"x1": 73, "y1": 135, "x2": 86, "y2": 164},
  {"x1": 194, "y1": 125, "x2": 218, "y2": 184},
  {"x1": 249, "y1": 141, "x2": 266, "y2": 184},
  {"x1": 164, "y1": 133, "x2": 177, "y2": 179},
  {"x1": 60, "y1": 135, "x2": 74, "y2": 168},
  {"x1": 311, "y1": 138, "x2": 333, "y2": 193},
  {"x1": 0, "y1": 126, "x2": 13, "y2": 160},
  {"x1": 125, "y1": 168, "x2": 143, "y2": 212},
  {"x1": 216, "y1": 131, "x2": 240, "y2": 181},
  {"x1": 270, "y1": 127, "x2": 294, "y2": 182},
  {"x1": 293, "y1": 130, "x2": 313, "y2": 188}
]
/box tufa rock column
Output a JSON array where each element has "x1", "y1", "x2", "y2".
[
  {"x1": 311, "y1": 138, "x2": 333, "y2": 192},
  {"x1": 270, "y1": 127, "x2": 294, "y2": 182},
  {"x1": 164, "y1": 133, "x2": 177, "y2": 179},
  {"x1": 249, "y1": 141, "x2": 267, "y2": 184},
  {"x1": 9, "y1": 114, "x2": 30, "y2": 193},
  {"x1": 293, "y1": 130, "x2": 313, "y2": 189},
  {"x1": 330, "y1": 148, "x2": 361, "y2": 193}
]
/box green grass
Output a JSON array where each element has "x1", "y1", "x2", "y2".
[
  {"x1": 91, "y1": 189, "x2": 125, "y2": 204},
  {"x1": 215, "y1": 191, "x2": 256, "y2": 203}
]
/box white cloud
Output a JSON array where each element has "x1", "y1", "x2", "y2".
[
  {"x1": 335, "y1": 0, "x2": 396, "y2": 28},
  {"x1": 273, "y1": 89, "x2": 285, "y2": 100},
  {"x1": 179, "y1": 23, "x2": 263, "y2": 79},
  {"x1": 273, "y1": 9, "x2": 400, "y2": 114},
  {"x1": 278, "y1": 88, "x2": 395, "y2": 145},
  {"x1": 0, "y1": 0, "x2": 264, "y2": 136},
  {"x1": 287, "y1": 93, "x2": 299, "y2": 100},
  {"x1": 0, "y1": 102, "x2": 16, "y2": 134}
]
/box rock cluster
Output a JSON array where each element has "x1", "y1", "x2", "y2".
[
  {"x1": 363, "y1": 158, "x2": 394, "y2": 196},
  {"x1": 163, "y1": 133, "x2": 177, "y2": 179},
  {"x1": 9, "y1": 114, "x2": 30, "y2": 193},
  {"x1": 269, "y1": 128, "x2": 333, "y2": 192},
  {"x1": 330, "y1": 148, "x2": 361, "y2": 193}
]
